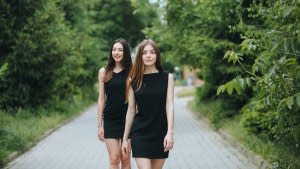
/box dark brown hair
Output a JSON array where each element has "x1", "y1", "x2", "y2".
[{"x1": 104, "y1": 38, "x2": 132, "y2": 82}]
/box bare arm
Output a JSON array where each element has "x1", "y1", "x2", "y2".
[
  {"x1": 164, "y1": 73, "x2": 175, "y2": 152},
  {"x1": 166, "y1": 73, "x2": 174, "y2": 134},
  {"x1": 97, "y1": 68, "x2": 106, "y2": 129},
  {"x1": 123, "y1": 84, "x2": 136, "y2": 140},
  {"x1": 122, "y1": 84, "x2": 136, "y2": 154}
]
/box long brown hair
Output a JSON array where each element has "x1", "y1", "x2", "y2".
[
  {"x1": 126, "y1": 39, "x2": 163, "y2": 99},
  {"x1": 104, "y1": 38, "x2": 132, "y2": 82}
]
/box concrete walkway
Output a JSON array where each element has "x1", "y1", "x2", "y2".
[{"x1": 5, "y1": 87, "x2": 259, "y2": 169}]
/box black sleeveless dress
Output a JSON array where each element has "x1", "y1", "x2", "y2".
[
  {"x1": 103, "y1": 69, "x2": 128, "y2": 139},
  {"x1": 130, "y1": 71, "x2": 169, "y2": 159}
]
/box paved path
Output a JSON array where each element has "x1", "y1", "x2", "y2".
[{"x1": 5, "y1": 87, "x2": 259, "y2": 169}]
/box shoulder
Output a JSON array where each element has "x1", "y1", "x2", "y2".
[
  {"x1": 162, "y1": 71, "x2": 169, "y2": 76},
  {"x1": 162, "y1": 71, "x2": 173, "y2": 80},
  {"x1": 127, "y1": 77, "x2": 132, "y2": 82},
  {"x1": 168, "y1": 73, "x2": 174, "y2": 84},
  {"x1": 98, "y1": 67, "x2": 106, "y2": 80},
  {"x1": 99, "y1": 67, "x2": 106, "y2": 74},
  {"x1": 126, "y1": 77, "x2": 133, "y2": 86},
  {"x1": 128, "y1": 77, "x2": 136, "y2": 88},
  {"x1": 168, "y1": 72, "x2": 174, "y2": 79}
]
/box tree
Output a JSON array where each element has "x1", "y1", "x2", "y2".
[{"x1": 92, "y1": 0, "x2": 144, "y2": 49}]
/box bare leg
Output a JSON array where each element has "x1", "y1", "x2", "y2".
[
  {"x1": 105, "y1": 139, "x2": 122, "y2": 169},
  {"x1": 151, "y1": 159, "x2": 165, "y2": 169},
  {"x1": 135, "y1": 158, "x2": 151, "y2": 169},
  {"x1": 121, "y1": 144, "x2": 131, "y2": 169}
]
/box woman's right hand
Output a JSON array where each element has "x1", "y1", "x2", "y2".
[
  {"x1": 98, "y1": 127, "x2": 104, "y2": 142},
  {"x1": 122, "y1": 139, "x2": 130, "y2": 155}
]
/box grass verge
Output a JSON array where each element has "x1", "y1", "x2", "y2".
[
  {"x1": 176, "y1": 87, "x2": 196, "y2": 97},
  {"x1": 188, "y1": 100, "x2": 300, "y2": 169},
  {"x1": 0, "y1": 86, "x2": 97, "y2": 168}
]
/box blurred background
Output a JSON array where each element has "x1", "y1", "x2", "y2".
[{"x1": 1, "y1": 0, "x2": 299, "y2": 168}]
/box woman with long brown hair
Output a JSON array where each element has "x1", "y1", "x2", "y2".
[
  {"x1": 122, "y1": 39, "x2": 174, "y2": 169},
  {"x1": 97, "y1": 38, "x2": 132, "y2": 169}
]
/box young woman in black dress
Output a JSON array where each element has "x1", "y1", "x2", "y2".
[
  {"x1": 122, "y1": 39, "x2": 174, "y2": 169},
  {"x1": 97, "y1": 38, "x2": 132, "y2": 169}
]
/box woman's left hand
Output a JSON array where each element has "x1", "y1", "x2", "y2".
[{"x1": 163, "y1": 132, "x2": 174, "y2": 152}]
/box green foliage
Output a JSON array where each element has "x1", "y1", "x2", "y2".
[
  {"x1": 0, "y1": 0, "x2": 149, "y2": 109},
  {"x1": 217, "y1": 76, "x2": 252, "y2": 95},
  {"x1": 131, "y1": 0, "x2": 159, "y2": 28},
  {"x1": 0, "y1": 0, "x2": 85, "y2": 107},
  {"x1": 60, "y1": 0, "x2": 103, "y2": 84},
  {"x1": 241, "y1": 111, "x2": 279, "y2": 139},
  {"x1": 146, "y1": 0, "x2": 300, "y2": 167},
  {"x1": 0, "y1": 85, "x2": 97, "y2": 167},
  {"x1": 147, "y1": 0, "x2": 249, "y2": 113},
  {"x1": 218, "y1": 0, "x2": 300, "y2": 149},
  {"x1": 0, "y1": 0, "x2": 156, "y2": 165},
  {"x1": 191, "y1": 98, "x2": 300, "y2": 169},
  {"x1": 92, "y1": 0, "x2": 144, "y2": 48}
]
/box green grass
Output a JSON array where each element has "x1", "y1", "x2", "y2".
[
  {"x1": 188, "y1": 99, "x2": 226, "y2": 129},
  {"x1": 0, "y1": 86, "x2": 97, "y2": 168},
  {"x1": 188, "y1": 99, "x2": 300, "y2": 169},
  {"x1": 174, "y1": 79, "x2": 186, "y2": 86},
  {"x1": 176, "y1": 87, "x2": 196, "y2": 98}
]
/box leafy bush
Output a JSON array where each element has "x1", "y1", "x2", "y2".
[
  {"x1": 241, "y1": 111, "x2": 279, "y2": 139},
  {"x1": 218, "y1": 0, "x2": 300, "y2": 149}
]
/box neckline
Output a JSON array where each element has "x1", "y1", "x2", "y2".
[
  {"x1": 113, "y1": 69, "x2": 124, "y2": 74},
  {"x1": 144, "y1": 71, "x2": 160, "y2": 75}
]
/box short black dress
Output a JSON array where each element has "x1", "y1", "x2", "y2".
[
  {"x1": 103, "y1": 69, "x2": 128, "y2": 139},
  {"x1": 130, "y1": 71, "x2": 169, "y2": 159}
]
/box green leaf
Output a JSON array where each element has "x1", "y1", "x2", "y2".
[
  {"x1": 234, "y1": 79, "x2": 242, "y2": 95},
  {"x1": 283, "y1": 38, "x2": 289, "y2": 52},
  {"x1": 285, "y1": 58, "x2": 297, "y2": 66},
  {"x1": 217, "y1": 85, "x2": 225, "y2": 95},
  {"x1": 285, "y1": 96, "x2": 294, "y2": 109},
  {"x1": 292, "y1": 124, "x2": 300, "y2": 141},
  {"x1": 265, "y1": 96, "x2": 271, "y2": 105},
  {"x1": 227, "y1": 82, "x2": 233, "y2": 95},
  {"x1": 270, "y1": 42, "x2": 279, "y2": 52},
  {"x1": 296, "y1": 94, "x2": 300, "y2": 107},
  {"x1": 224, "y1": 50, "x2": 241, "y2": 64},
  {"x1": 0, "y1": 62, "x2": 8, "y2": 77},
  {"x1": 283, "y1": 6, "x2": 295, "y2": 18},
  {"x1": 239, "y1": 78, "x2": 245, "y2": 90}
]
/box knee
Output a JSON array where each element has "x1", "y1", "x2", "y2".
[
  {"x1": 122, "y1": 153, "x2": 130, "y2": 162},
  {"x1": 109, "y1": 154, "x2": 121, "y2": 165},
  {"x1": 121, "y1": 154, "x2": 130, "y2": 166}
]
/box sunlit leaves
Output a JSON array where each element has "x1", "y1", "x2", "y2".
[
  {"x1": 217, "y1": 76, "x2": 251, "y2": 95},
  {"x1": 0, "y1": 63, "x2": 8, "y2": 77},
  {"x1": 224, "y1": 50, "x2": 243, "y2": 64}
]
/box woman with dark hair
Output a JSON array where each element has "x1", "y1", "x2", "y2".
[
  {"x1": 122, "y1": 39, "x2": 174, "y2": 169},
  {"x1": 97, "y1": 38, "x2": 132, "y2": 169}
]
